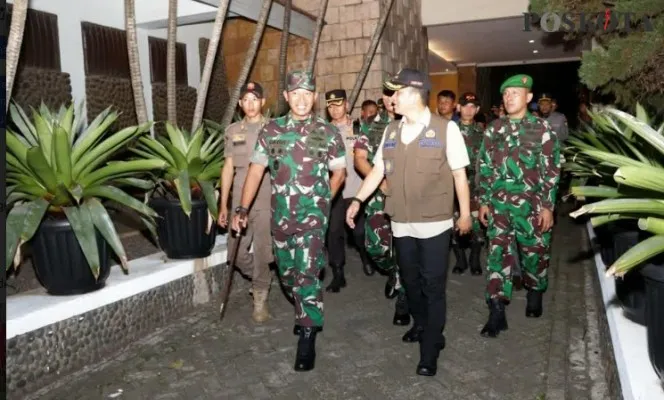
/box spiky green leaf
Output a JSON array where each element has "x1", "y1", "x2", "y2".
[
  {"x1": 64, "y1": 206, "x2": 101, "y2": 279},
  {"x1": 86, "y1": 198, "x2": 129, "y2": 273}
]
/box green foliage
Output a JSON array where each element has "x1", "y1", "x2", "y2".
[
  {"x1": 5, "y1": 102, "x2": 165, "y2": 277},
  {"x1": 133, "y1": 121, "x2": 224, "y2": 219},
  {"x1": 529, "y1": 1, "x2": 664, "y2": 116},
  {"x1": 567, "y1": 103, "x2": 664, "y2": 276}
]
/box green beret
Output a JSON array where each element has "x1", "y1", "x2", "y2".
[{"x1": 499, "y1": 74, "x2": 533, "y2": 94}]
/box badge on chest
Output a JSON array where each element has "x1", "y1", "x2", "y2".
[
  {"x1": 418, "y1": 138, "x2": 442, "y2": 148},
  {"x1": 418, "y1": 130, "x2": 442, "y2": 148},
  {"x1": 306, "y1": 131, "x2": 327, "y2": 158},
  {"x1": 232, "y1": 134, "x2": 246, "y2": 146},
  {"x1": 268, "y1": 139, "x2": 288, "y2": 156}
]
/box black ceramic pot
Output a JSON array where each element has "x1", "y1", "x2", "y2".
[
  {"x1": 150, "y1": 197, "x2": 217, "y2": 259},
  {"x1": 641, "y1": 259, "x2": 664, "y2": 382},
  {"x1": 609, "y1": 221, "x2": 647, "y2": 325},
  {"x1": 30, "y1": 217, "x2": 112, "y2": 295}
]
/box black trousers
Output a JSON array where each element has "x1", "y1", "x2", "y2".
[
  {"x1": 394, "y1": 230, "x2": 451, "y2": 347},
  {"x1": 327, "y1": 197, "x2": 366, "y2": 267}
]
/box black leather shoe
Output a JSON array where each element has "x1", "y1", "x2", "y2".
[
  {"x1": 416, "y1": 364, "x2": 437, "y2": 376},
  {"x1": 526, "y1": 290, "x2": 543, "y2": 318},
  {"x1": 451, "y1": 241, "x2": 468, "y2": 274},
  {"x1": 325, "y1": 264, "x2": 346, "y2": 293},
  {"x1": 294, "y1": 327, "x2": 317, "y2": 371},
  {"x1": 393, "y1": 291, "x2": 410, "y2": 326},
  {"x1": 480, "y1": 299, "x2": 508, "y2": 338},
  {"x1": 402, "y1": 325, "x2": 424, "y2": 343},
  {"x1": 469, "y1": 241, "x2": 483, "y2": 276}
]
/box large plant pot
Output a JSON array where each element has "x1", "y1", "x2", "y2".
[
  {"x1": 593, "y1": 224, "x2": 614, "y2": 266},
  {"x1": 150, "y1": 197, "x2": 217, "y2": 259},
  {"x1": 610, "y1": 222, "x2": 647, "y2": 325},
  {"x1": 30, "y1": 217, "x2": 112, "y2": 295},
  {"x1": 641, "y1": 260, "x2": 664, "y2": 382}
]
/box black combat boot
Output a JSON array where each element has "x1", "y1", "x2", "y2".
[
  {"x1": 384, "y1": 271, "x2": 399, "y2": 299},
  {"x1": 359, "y1": 248, "x2": 375, "y2": 276},
  {"x1": 293, "y1": 325, "x2": 322, "y2": 335},
  {"x1": 393, "y1": 291, "x2": 410, "y2": 325},
  {"x1": 451, "y1": 241, "x2": 468, "y2": 274},
  {"x1": 480, "y1": 299, "x2": 508, "y2": 338},
  {"x1": 325, "y1": 264, "x2": 346, "y2": 292},
  {"x1": 469, "y1": 241, "x2": 483, "y2": 276},
  {"x1": 294, "y1": 327, "x2": 318, "y2": 371},
  {"x1": 526, "y1": 290, "x2": 543, "y2": 318},
  {"x1": 402, "y1": 325, "x2": 424, "y2": 343}
]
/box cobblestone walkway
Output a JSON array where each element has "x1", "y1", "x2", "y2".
[{"x1": 32, "y1": 207, "x2": 609, "y2": 400}]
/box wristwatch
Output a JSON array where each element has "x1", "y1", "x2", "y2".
[{"x1": 235, "y1": 206, "x2": 248, "y2": 216}]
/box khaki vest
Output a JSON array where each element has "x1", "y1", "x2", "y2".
[{"x1": 382, "y1": 114, "x2": 454, "y2": 223}]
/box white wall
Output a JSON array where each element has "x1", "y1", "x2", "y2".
[
  {"x1": 8, "y1": 0, "x2": 217, "y2": 123},
  {"x1": 421, "y1": 0, "x2": 529, "y2": 26}
]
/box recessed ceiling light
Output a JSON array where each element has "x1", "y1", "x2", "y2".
[
  {"x1": 529, "y1": 39, "x2": 535, "y2": 43},
  {"x1": 533, "y1": 50, "x2": 539, "y2": 53}
]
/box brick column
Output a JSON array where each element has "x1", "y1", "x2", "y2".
[{"x1": 457, "y1": 65, "x2": 477, "y2": 95}]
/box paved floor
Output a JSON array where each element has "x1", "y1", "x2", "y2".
[{"x1": 32, "y1": 207, "x2": 609, "y2": 400}]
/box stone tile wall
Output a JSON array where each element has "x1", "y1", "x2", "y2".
[
  {"x1": 221, "y1": 18, "x2": 311, "y2": 114},
  {"x1": 85, "y1": 75, "x2": 138, "y2": 129},
  {"x1": 292, "y1": 0, "x2": 427, "y2": 118},
  {"x1": 151, "y1": 82, "x2": 197, "y2": 135},
  {"x1": 6, "y1": 265, "x2": 225, "y2": 399},
  {"x1": 12, "y1": 67, "x2": 73, "y2": 111}
]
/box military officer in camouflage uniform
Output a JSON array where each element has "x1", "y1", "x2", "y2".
[
  {"x1": 232, "y1": 71, "x2": 346, "y2": 371},
  {"x1": 538, "y1": 93, "x2": 568, "y2": 141},
  {"x1": 451, "y1": 92, "x2": 485, "y2": 276},
  {"x1": 477, "y1": 74, "x2": 561, "y2": 338},
  {"x1": 219, "y1": 81, "x2": 273, "y2": 323},
  {"x1": 354, "y1": 84, "x2": 410, "y2": 326}
]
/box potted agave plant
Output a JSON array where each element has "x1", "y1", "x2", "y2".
[
  {"x1": 564, "y1": 105, "x2": 659, "y2": 325},
  {"x1": 568, "y1": 104, "x2": 664, "y2": 381},
  {"x1": 5, "y1": 102, "x2": 165, "y2": 295},
  {"x1": 131, "y1": 121, "x2": 224, "y2": 259}
]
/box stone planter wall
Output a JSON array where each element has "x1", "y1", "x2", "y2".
[{"x1": 7, "y1": 264, "x2": 224, "y2": 399}]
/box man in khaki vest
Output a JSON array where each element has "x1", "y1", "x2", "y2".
[
  {"x1": 218, "y1": 81, "x2": 273, "y2": 323},
  {"x1": 346, "y1": 68, "x2": 472, "y2": 377}
]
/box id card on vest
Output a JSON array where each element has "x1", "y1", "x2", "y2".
[{"x1": 381, "y1": 115, "x2": 455, "y2": 223}]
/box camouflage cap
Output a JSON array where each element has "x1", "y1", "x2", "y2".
[
  {"x1": 286, "y1": 70, "x2": 315, "y2": 92},
  {"x1": 499, "y1": 74, "x2": 533, "y2": 94}
]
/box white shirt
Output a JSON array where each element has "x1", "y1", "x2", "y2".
[{"x1": 373, "y1": 108, "x2": 469, "y2": 239}]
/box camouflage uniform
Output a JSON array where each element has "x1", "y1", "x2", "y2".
[
  {"x1": 477, "y1": 113, "x2": 561, "y2": 302},
  {"x1": 251, "y1": 80, "x2": 346, "y2": 329},
  {"x1": 457, "y1": 121, "x2": 485, "y2": 241},
  {"x1": 355, "y1": 112, "x2": 404, "y2": 293}
]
